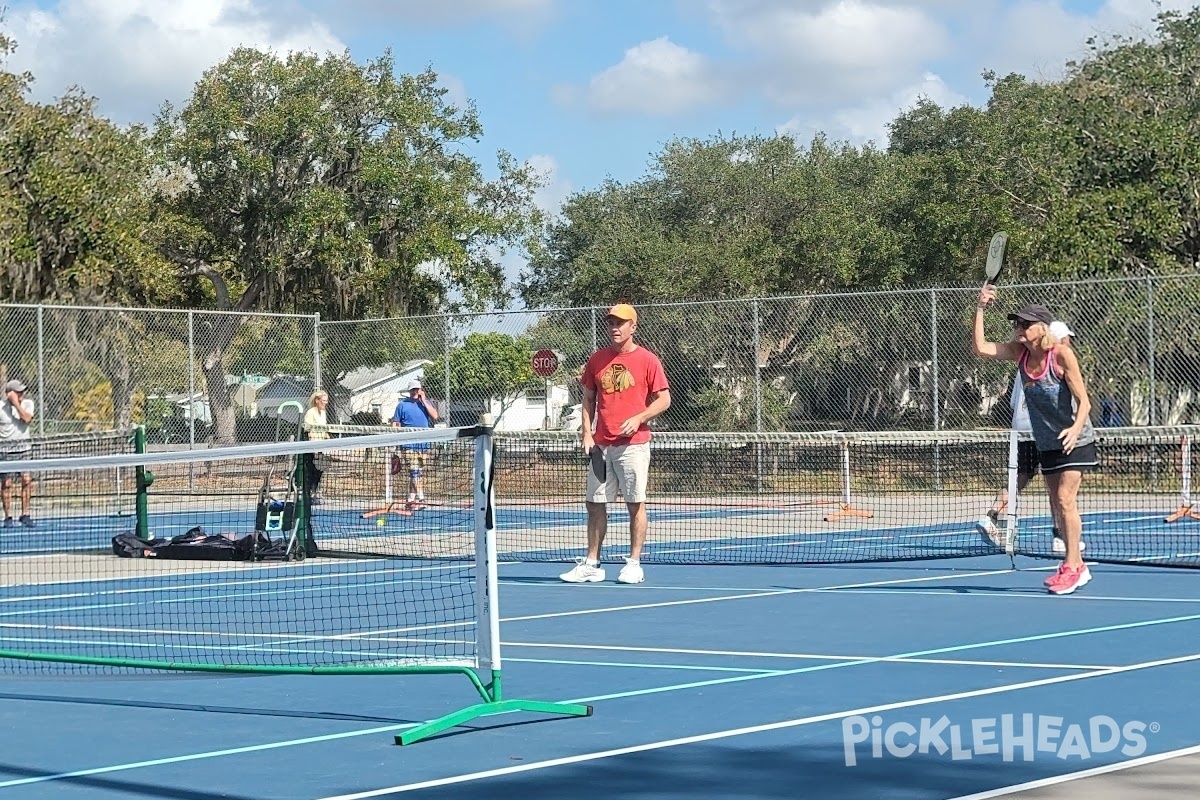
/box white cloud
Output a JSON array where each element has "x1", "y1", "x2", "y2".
[
  {"x1": 778, "y1": 71, "x2": 969, "y2": 147},
  {"x1": 708, "y1": 0, "x2": 950, "y2": 104},
  {"x1": 321, "y1": 0, "x2": 557, "y2": 39},
  {"x1": 578, "y1": 36, "x2": 728, "y2": 116},
  {"x1": 331, "y1": 0, "x2": 554, "y2": 24},
  {"x1": 525, "y1": 154, "x2": 573, "y2": 219},
  {"x1": 724, "y1": 1, "x2": 1197, "y2": 150},
  {"x1": 962, "y1": 0, "x2": 1199, "y2": 85},
  {"x1": 3, "y1": 0, "x2": 343, "y2": 123},
  {"x1": 438, "y1": 73, "x2": 471, "y2": 112}
]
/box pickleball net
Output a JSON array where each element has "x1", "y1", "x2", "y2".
[
  {"x1": 0, "y1": 427, "x2": 139, "y2": 529},
  {"x1": 302, "y1": 423, "x2": 1200, "y2": 568},
  {"x1": 0, "y1": 420, "x2": 591, "y2": 745},
  {"x1": 488, "y1": 426, "x2": 1200, "y2": 567}
]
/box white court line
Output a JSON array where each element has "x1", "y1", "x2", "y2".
[
  {"x1": 312, "y1": 650, "x2": 1200, "y2": 799},
  {"x1": 3, "y1": 617, "x2": 1198, "y2": 792},
  {"x1": 32, "y1": 568, "x2": 1012, "y2": 654},
  {"x1": 499, "y1": 568, "x2": 1015, "y2": 624},
  {"x1": 256, "y1": 568, "x2": 1016, "y2": 649},
  {"x1": 639, "y1": 510, "x2": 1185, "y2": 557},
  {"x1": 946, "y1": 743, "x2": 1200, "y2": 799},
  {"x1": 0, "y1": 562, "x2": 468, "y2": 604},
  {"x1": 0, "y1": 575, "x2": 472, "y2": 621},
  {"x1": 498, "y1": 581, "x2": 794, "y2": 592},
  {"x1": 807, "y1": 587, "x2": 1200, "y2": 604},
  {"x1": 3, "y1": 563, "x2": 1177, "y2": 659},
  {"x1": 500, "y1": 643, "x2": 1114, "y2": 671},
  {"x1": 0, "y1": 551, "x2": 457, "y2": 583},
  {"x1": 505, "y1": 657, "x2": 772, "y2": 674}
]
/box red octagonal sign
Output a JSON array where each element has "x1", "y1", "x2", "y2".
[{"x1": 531, "y1": 349, "x2": 560, "y2": 378}]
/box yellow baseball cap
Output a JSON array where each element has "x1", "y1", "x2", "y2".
[{"x1": 606, "y1": 303, "x2": 637, "y2": 322}]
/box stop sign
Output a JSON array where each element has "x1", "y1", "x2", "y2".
[{"x1": 531, "y1": 349, "x2": 560, "y2": 378}]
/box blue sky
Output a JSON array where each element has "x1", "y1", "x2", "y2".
[{"x1": 1, "y1": 0, "x2": 1189, "y2": 287}]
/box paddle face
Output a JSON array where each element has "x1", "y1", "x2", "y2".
[
  {"x1": 589, "y1": 446, "x2": 606, "y2": 482},
  {"x1": 985, "y1": 232, "x2": 1009, "y2": 283}
]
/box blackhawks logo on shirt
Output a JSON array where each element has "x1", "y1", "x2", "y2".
[{"x1": 599, "y1": 363, "x2": 635, "y2": 394}]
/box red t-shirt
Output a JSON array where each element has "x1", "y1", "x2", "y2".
[{"x1": 581, "y1": 345, "x2": 670, "y2": 446}]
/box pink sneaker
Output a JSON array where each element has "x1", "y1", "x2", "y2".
[
  {"x1": 1047, "y1": 564, "x2": 1092, "y2": 595},
  {"x1": 1043, "y1": 563, "x2": 1069, "y2": 587}
]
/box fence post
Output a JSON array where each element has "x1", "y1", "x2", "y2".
[
  {"x1": 930, "y1": 289, "x2": 941, "y2": 432},
  {"x1": 753, "y1": 300, "x2": 763, "y2": 433},
  {"x1": 443, "y1": 315, "x2": 453, "y2": 423},
  {"x1": 187, "y1": 311, "x2": 196, "y2": 490},
  {"x1": 591, "y1": 307, "x2": 598, "y2": 352},
  {"x1": 1146, "y1": 276, "x2": 1157, "y2": 426},
  {"x1": 931, "y1": 289, "x2": 942, "y2": 490},
  {"x1": 753, "y1": 300, "x2": 764, "y2": 494},
  {"x1": 36, "y1": 305, "x2": 45, "y2": 435},
  {"x1": 312, "y1": 313, "x2": 322, "y2": 391}
]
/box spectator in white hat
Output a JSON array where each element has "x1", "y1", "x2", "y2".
[
  {"x1": 390, "y1": 378, "x2": 439, "y2": 509},
  {"x1": 1, "y1": 379, "x2": 37, "y2": 527}
]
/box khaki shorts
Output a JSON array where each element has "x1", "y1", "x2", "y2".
[{"x1": 586, "y1": 442, "x2": 651, "y2": 504}]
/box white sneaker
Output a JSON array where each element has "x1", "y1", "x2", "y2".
[
  {"x1": 560, "y1": 559, "x2": 605, "y2": 583},
  {"x1": 975, "y1": 514, "x2": 1004, "y2": 548},
  {"x1": 1052, "y1": 537, "x2": 1086, "y2": 554},
  {"x1": 617, "y1": 557, "x2": 645, "y2": 584}
]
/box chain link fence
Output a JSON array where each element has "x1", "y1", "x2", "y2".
[
  {"x1": 2, "y1": 274, "x2": 1197, "y2": 448},
  {"x1": 0, "y1": 305, "x2": 318, "y2": 448}
]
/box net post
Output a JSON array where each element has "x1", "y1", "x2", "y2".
[
  {"x1": 1166, "y1": 435, "x2": 1200, "y2": 523},
  {"x1": 396, "y1": 412, "x2": 594, "y2": 746},
  {"x1": 293, "y1": 448, "x2": 310, "y2": 557},
  {"x1": 134, "y1": 425, "x2": 154, "y2": 540},
  {"x1": 1004, "y1": 429, "x2": 1019, "y2": 561},
  {"x1": 473, "y1": 412, "x2": 500, "y2": 680},
  {"x1": 823, "y1": 436, "x2": 873, "y2": 522},
  {"x1": 384, "y1": 445, "x2": 394, "y2": 504}
]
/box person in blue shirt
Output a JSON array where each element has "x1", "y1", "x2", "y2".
[{"x1": 391, "y1": 379, "x2": 439, "y2": 509}]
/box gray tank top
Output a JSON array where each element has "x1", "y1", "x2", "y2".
[{"x1": 1019, "y1": 348, "x2": 1095, "y2": 452}]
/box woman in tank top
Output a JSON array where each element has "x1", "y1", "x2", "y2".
[{"x1": 972, "y1": 284, "x2": 1098, "y2": 596}]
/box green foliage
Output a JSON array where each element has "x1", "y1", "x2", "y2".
[
  {"x1": 430, "y1": 332, "x2": 536, "y2": 414},
  {"x1": 521, "y1": 134, "x2": 910, "y2": 307},
  {"x1": 5, "y1": 6, "x2": 1200, "y2": 432},
  {"x1": 143, "y1": 46, "x2": 542, "y2": 442},
  {"x1": 151, "y1": 47, "x2": 542, "y2": 318},
  {"x1": 1037, "y1": 8, "x2": 1200, "y2": 277},
  {"x1": 0, "y1": 83, "x2": 172, "y2": 304},
  {"x1": 319, "y1": 315, "x2": 446, "y2": 397},
  {"x1": 224, "y1": 318, "x2": 313, "y2": 377}
]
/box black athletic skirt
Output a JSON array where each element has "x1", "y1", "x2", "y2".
[{"x1": 1039, "y1": 442, "x2": 1099, "y2": 474}]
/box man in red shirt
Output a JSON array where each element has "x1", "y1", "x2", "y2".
[{"x1": 560, "y1": 303, "x2": 671, "y2": 584}]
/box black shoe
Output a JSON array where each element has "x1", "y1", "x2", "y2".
[{"x1": 19, "y1": 515, "x2": 35, "y2": 528}]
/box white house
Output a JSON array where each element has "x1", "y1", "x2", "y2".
[
  {"x1": 339, "y1": 360, "x2": 430, "y2": 422},
  {"x1": 254, "y1": 360, "x2": 431, "y2": 423},
  {"x1": 151, "y1": 391, "x2": 213, "y2": 425},
  {"x1": 487, "y1": 382, "x2": 572, "y2": 432},
  {"x1": 253, "y1": 376, "x2": 313, "y2": 422}
]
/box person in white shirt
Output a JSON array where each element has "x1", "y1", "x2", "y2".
[
  {"x1": 0, "y1": 379, "x2": 37, "y2": 528},
  {"x1": 976, "y1": 320, "x2": 1084, "y2": 555},
  {"x1": 302, "y1": 390, "x2": 329, "y2": 505}
]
